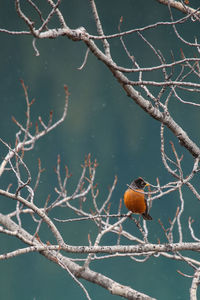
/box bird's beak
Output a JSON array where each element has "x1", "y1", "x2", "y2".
[{"x1": 145, "y1": 183, "x2": 150, "y2": 187}]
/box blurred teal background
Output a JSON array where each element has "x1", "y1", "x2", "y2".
[{"x1": 0, "y1": 1, "x2": 200, "y2": 299}]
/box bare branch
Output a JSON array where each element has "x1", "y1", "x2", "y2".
[{"x1": 2, "y1": 1, "x2": 200, "y2": 298}]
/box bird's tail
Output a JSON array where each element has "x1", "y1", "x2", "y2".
[{"x1": 142, "y1": 213, "x2": 153, "y2": 220}]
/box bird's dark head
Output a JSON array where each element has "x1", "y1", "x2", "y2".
[{"x1": 132, "y1": 177, "x2": 149, "y2": 189}]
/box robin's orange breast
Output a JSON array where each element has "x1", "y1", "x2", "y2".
[{"x1": 124, "y1": 188, "x2": 146, "y2": 214}]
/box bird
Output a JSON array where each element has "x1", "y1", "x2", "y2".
[{"x1": 124, "y1": 177, "x2": 152, "y2": 220}]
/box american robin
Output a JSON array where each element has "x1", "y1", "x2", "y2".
[{"x1": 124, "y1": 177, "x2": 152, "y2": 220}]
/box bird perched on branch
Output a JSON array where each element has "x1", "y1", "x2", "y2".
[{"x1": 124, "y1": 177, "x2": 152, "y2": 220}]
